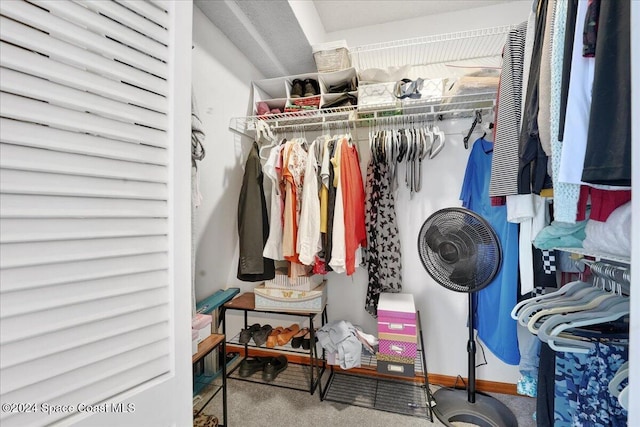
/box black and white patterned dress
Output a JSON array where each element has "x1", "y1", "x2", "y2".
[{"x1": 364, "y1": 159, "x2": 402, "y2": 317}]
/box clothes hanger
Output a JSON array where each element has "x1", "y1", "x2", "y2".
[
  {"x1": 534, "y1": 292, "x2": 628, "y2": 341},
  {"x1": 429, "y1": 125, "x2": 445, "y2": 159},
  {"x1": 511, "y1": 279, "x2": 593, "y2": 320},
  {"x1": 608, "y1": 362, "x2": 629, "y2": 398},
  {"x1": 516, "y1": 284, "x2": 603, "y2": 326},
  {"x1": 526, "y1": 291, "x2": 620, "y2": 334},
  {"x1": 546, "y1": 300, "x2": 629, "y2": 353}
]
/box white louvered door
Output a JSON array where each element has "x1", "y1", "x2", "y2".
[{"x1": 0, "y1": 1, "x2": 192, "y2": 426}]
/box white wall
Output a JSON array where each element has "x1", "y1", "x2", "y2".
[
  {"x1": 325, "y1": 1, "x2": 531, "y2": 47},
  {"x1": 191, "y1": 5, "x2": 263, "y2": 303}
]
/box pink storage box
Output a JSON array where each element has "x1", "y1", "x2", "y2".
[
  {"x1": 192, "y1": 314, "x2": 212, "y2": 343},
  {"x1": 378, "y1": 339, "x2": 417, "y2": 359},
  {"x1": 377, "y1": 317, "x2": 417, "y2": 335},
  {"x1": 377, "y1": 293, "x2": 416, "y2": 320}
]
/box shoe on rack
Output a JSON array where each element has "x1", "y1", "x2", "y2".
[
  {"x1": 238, "y1": 323, "x2": 261, "y2": 345},
  {"x1": 290, "y1": 79, "x2": 304, "y2": 98},
  {"x1": 290, "y1": 327, "x2": 309, "y2": 349},
  {"x1": 277, "y1": 324, "x2": 300, "y2": 346},
  {"x1": 238, "y1": 357, "x2": 269, "y2": 378},
  {"x1": 301, "y1": 330, "x2": 318, "y2": 350},
  {"x1": 266, "y1": 326, "x2": 284, "y2": 348},
  {"x1": 262, "y1": 355, "x2": 288, "y2": 382},
  {"x1": 252, "y1": 324, "x2": 273, "y2": 347},
  {"x1": 303, "y1": 78, "x2": 319, "y2": 97}
]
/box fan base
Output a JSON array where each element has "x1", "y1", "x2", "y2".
[{"x1": 433, "y1": 388, "x2": 518, "y2": 427}]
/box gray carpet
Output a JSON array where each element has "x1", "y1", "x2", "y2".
[{"x1": 194, "y1": 373, "x2": 536, "y2": 427}]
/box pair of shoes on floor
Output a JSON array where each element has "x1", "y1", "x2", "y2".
[
  {"x1": 239, "y1": 323, "x2": 273, "y2": 347},
  {"x1": 266, "y1": 323, "x2": 300, "y2": 348},
  {"x1": 290, "y1": 328, "x2": 317, "y2": 350},
  {"x1": 291, "y1": 78, "x2": 319, "y2": 98},
  {"x1": 238, "y1": 356, "x2": 288, "y2": 382}
]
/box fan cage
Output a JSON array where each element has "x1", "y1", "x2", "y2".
[{"x1": 418, "y1": 207, "x2": 501, "y2": 293}]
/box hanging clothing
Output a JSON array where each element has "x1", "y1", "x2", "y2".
[
  {"x1": 550, "y1": 0, "x2": 581, "y2": 223},
  {"x1": 282, "y1": 139, "x2": 308, "y2": 265},
  {"x1": 237, "y1": 142, "x2": 275, "y2": 282},
  {"x1": 324, "y1": 139, "x2": 338, "y2": 269},
  {"x1": 558, "y1": 0, "x2": 593, "y2": 186},
  {"x1": 461, "y1": 137, "x2": 520, "y2": 365},
  {"x1": 537, "y1": 0, "x2": 557, "y2": 157},
  {"x1": 364, "y1": 156, "x2": 402, "y2": 318},
  {"x1": 340, "y1": 138, "x2": 367, "y2": 276},
  {"x1": 582, "y1": 0, "x2": 631, "y2": 186},
  {"x1": 263, "y1": 144, "x2": 284, "y2": 261},
  {"x1": 489, "y1": 21, "x2": 527, "y2": 197},
  {"x1": 518, "y1": 0, "x2": 550, "y2": 195},
  {"x1": 554, "y1": 343, "x2": 628, "y2": 426},
  {"x1": 298, "y1": 140, "x2": 322, "y2": 266},
  {"x1": 329, "y1": 138, "x2": 346, "y2": 273}
]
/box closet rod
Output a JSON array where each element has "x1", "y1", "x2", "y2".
[
  {"x1": 267, "y1": 106, "x2": 494, "y2": 133},
  {"x1": 229, "y1": 100, "x2": 496, "y2": 138}
]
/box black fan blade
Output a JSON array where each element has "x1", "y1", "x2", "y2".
[
  {"x1": 449, "y1": 252, "x2": 477, "y2": 285},
  {"x1": 424, "y1": 225, "x2": 446, "y2": 253}
]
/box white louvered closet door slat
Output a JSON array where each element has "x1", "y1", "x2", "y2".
[{"x1": 0, "y1": 0, "x2": 187, "y2": 425}]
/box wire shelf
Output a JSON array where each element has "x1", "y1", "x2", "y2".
[
  {"x1": 229, "y1": 89, "x2": 496, "y2": 137},
  {"x1": 349, "y1": 25, "x2": 514, "y2": 78}
]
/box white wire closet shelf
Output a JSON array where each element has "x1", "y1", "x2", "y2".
[
  {"x1": 229, "y1": 89, "x2": 497, "y2": 137},
  {"x1": 349, "y1": 25, "x2": 515, "y2": 79}
]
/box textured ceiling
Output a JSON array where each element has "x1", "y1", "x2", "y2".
[
  {"x1": 313, "y1": 0, "x2": 515, "y2": 32},
  {"x1": 195, "y1": 0, "x2": 317, "y2": 78}
]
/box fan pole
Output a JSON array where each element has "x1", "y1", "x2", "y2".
[{"x1": 467, "y1": 294, "x2": 476, "y2": 403}]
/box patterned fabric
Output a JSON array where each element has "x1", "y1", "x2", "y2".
[
  {"x1": 582, "y1": 0, "x2": 600, "y2": 57},
  {"x1": 364, "y1": 160, "x2": 402, "y2": 317},
  {"x1": 550, "y1": 0, "x2": 581, "y2": 223},
  {"x1": 489, "y1": 22, "x2": 528, "y2": 197},
  {"x1": 554, "y1": 343, "x2": 628, "y2": 427},
  {"x1": 542, "y1": 250, "x2": 557, "y2": 275},
  {"x1": 517, "y1": 374, "x2": 538, "y2": 398}
]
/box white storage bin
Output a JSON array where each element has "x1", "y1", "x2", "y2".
[{"x1": 312, "y1": 40, "x2": 351, "y2": 73}]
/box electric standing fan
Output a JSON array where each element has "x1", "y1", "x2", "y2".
[{"x1": 417, "y1": 207, "x2": 517, "y2": 427}]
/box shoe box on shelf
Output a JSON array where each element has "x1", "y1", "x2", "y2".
[
  {"x1": 376, "y1": 292, "x2": 417, "y2": 378},
  {"x1": 251, "y1": 67, "x2": 359, "y2": 118},
  {"x1": 254, "y1": 269, "x2": 326, "y2": 313},
  {"x1": 192, "y1": 313, "x2": 213, "y2": 344}
]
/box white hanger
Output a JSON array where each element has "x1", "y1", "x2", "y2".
[
  {"x1": 546, "y1": 300, "x2": 629, "y2": 353},
  {"x1": 608, "y1": 362, "x2": 629, "y2": 398},
  {"x1": 429, "y1": 125, "x2": 446, "y2": 159},
  {"x1": 511, "y1": 280, "x2": 592, "y2": 320},
  {"x1": 525, "y1": 291, "x2": 616, "y2": 333},
  {"x1": 536, "y1": 295, "x2": 628, "y2": 341},
  {"x1": 517, "y1": 285, "x2": 603, "y2": 327}
]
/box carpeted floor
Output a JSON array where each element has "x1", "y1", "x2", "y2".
[{"x1": 194, "y1": 373, "x2": 536, "y2": 427}]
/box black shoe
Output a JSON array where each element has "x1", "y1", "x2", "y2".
[
  {"x1": 290, "y1": 79, "x2": 304, "y2": 98},
  {"x1": 238, "y1": 323, "x2": 260, "y2": 345},
  {"x1": 238, "y1": 357, "x2": 269, "y2": 378},
  {"x1": 303, "y1": 78, "x2": 319, "y2": 97},
  {"x1": 252, "y1": 324, "x2": 273, "y2": 347},
  {"x1": 262, "y1": 356, "x2": 288, "y2": 382}
]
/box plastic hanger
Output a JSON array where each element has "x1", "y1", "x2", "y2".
[
  {"x1": 517, "y1": 285, "x2": 603, "y2": 327},
  {"x1": 527, "y1": 292, "x2": 620, "y2": 334},
  {"x1": 429, "y1": 125, "x2": 445, "y2": 159},
  {"x1": 608, "y1": 362, "x2": 629, "y2": 398},
  {"x1": 535, "y1": 295, "x2": 628, "y2": 340},
  {"x1": 546, "y1": 300, "x2": 629, "y2": 353},
  {"x1": 511, "y1": 280, "x2": 592, "y2": 320}
]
